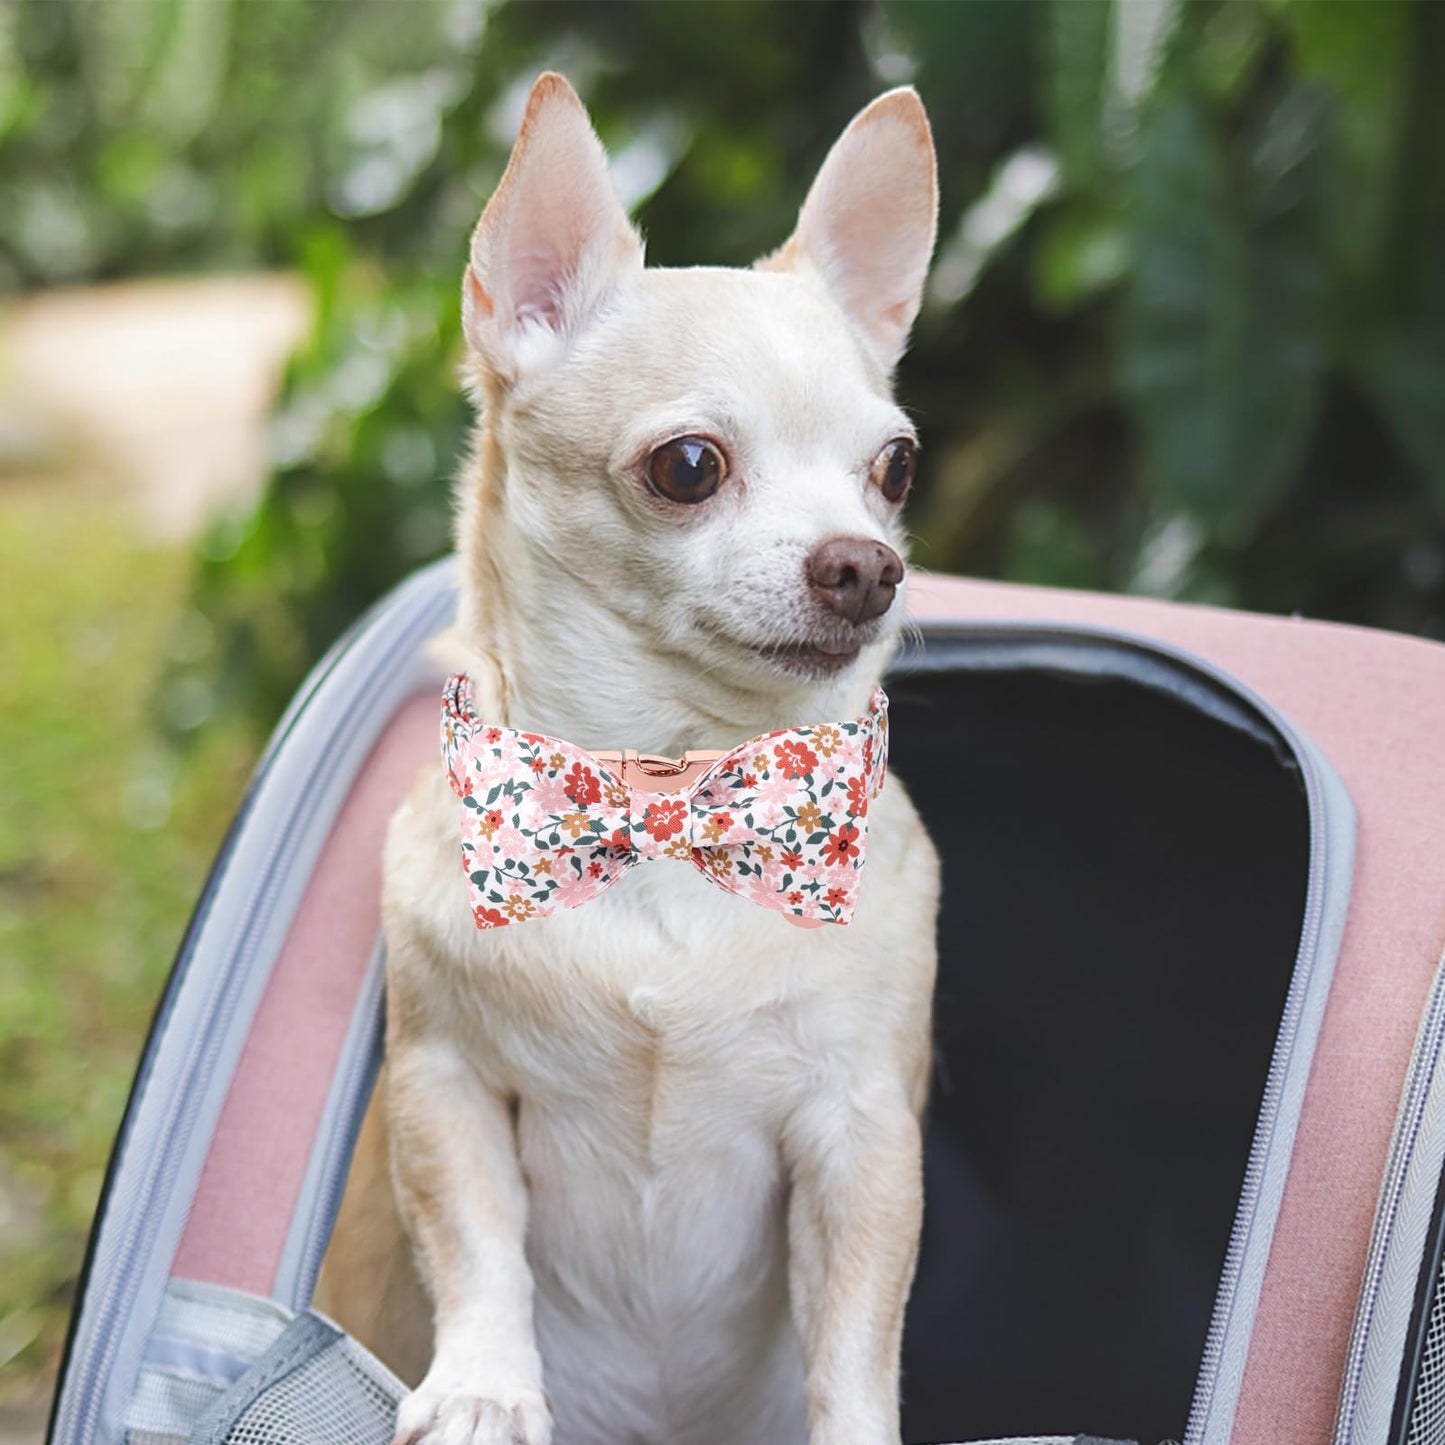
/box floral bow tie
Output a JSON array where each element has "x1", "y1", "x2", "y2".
[{"x1": 441, "y1": 675, "x2": 888, "y2": 929}]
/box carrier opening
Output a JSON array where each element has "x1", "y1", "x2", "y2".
[{"x1": 891, "y1": 649, "x2": 1311, "y2": 1444}]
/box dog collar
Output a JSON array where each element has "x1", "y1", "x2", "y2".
[{"x1": 441, "y1": 676, "x2": 889, "y2": 929}]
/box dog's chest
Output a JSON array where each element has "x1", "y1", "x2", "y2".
[
  {"x1": 472, "y1": 869, "x2": 820, "y2": 1163},
  {"x1": 459, "y1": 873, "x2": 814, "y2": 1326}
]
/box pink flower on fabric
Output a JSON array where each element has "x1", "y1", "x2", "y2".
[
  {"x1": 564, "y1": 762, "x2": 601, "y2": 808},
  {"x1": 755, "y1": 774, "x2": 797, "y2": 806},
  {"x1": 489, "y1": 824, "x2": 530, "y2": 858},
  {"x1": 528, "y1": 773, "x2": 576, "y2": 816},
  {"x1": 641, "y1": 797, "x2": 688, "y2": 842},
  {"x1": 846, "y1": 775, "x2": 869, "y2": 817},
  {"x1": 551, "y1": 870, "x2": 601, "y2": 909},
  {"x1": 775, "y1": 740, "x2": 818, "y2": 779},
  {"x1": 742, "y1": 875, "x2": 781, "y2": 909},
  {"x1": 754, "y1": 801, "x2": 787, "y2": 830}
]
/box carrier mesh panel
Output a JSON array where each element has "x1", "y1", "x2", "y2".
[
  {"x1": 211, "y1": 1336, "x2": 401, "y2": 1445},
  {"x1": 1407, "y1": 1253, "x2": 1445, "y2": 1444}
]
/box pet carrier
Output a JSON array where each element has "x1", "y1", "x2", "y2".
[{"x1": 46, "y1": 559, "x2": 1445, "y2": 1445}]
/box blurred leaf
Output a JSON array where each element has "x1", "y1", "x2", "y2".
[
  {"x1": 928, "y1": 145, "x2": 1060, "y2": 309},
  {"x1": 1043, "y1": 0, "x2": 1111, "y2": 186},
  {"x1": 1195, "y1": 0, "x2": 1269, "y2": 105},
  {"x1": 1284, "y1": 0, "x2": 1410, "y2": 287},
  {"x1": 1120, "y1": 89, "x2": 1329, "y2": 544},
  {"x1": 1031, "y1": 203, "x2": 1129, "y2": 313},
  {"x1": 1357, "y1": 324, "x2": 1445, "y2": 516},
  {"x1": 1107, "y1": 0, "x2": 1182, "y2": 121},
  {"x1": 1002, "y1": 497, "x2": 1108, "y2": 590},
  {"x1": 1347, "y1": 0, "x2": 1445, "y2": 514}
]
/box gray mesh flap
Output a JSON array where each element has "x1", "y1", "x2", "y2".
[{"x1": 186, "y1": 1311, "x2": 404, "y2": 1445}]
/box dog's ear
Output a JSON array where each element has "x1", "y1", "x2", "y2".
[
  {"x1": 760, "y1": 88, "x2": 937, "y2": 372},
  {"x1": 464, "y1": 72, "x2": 643, "y2": 381}
]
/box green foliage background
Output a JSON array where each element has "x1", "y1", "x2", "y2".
[
  {"x1": 4, "y1": 0, "x2": 1445, "y2": 1402},
  {"x1": 10, "y1": 0, "x2": 1443, "y2": 733}
]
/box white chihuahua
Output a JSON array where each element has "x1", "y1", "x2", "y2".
[{"x1": 323, "y1": 73, "x2": 941, "y2": 1445}]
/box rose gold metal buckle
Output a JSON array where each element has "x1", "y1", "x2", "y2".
[{"x1": 593, "y1": 748, "x2": 724, "y2": 793}]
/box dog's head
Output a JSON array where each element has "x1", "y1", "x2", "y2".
[{"x1": 457, "y1": 73, "x2": 936, "y2": 732}]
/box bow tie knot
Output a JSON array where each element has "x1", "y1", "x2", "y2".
[{"x1": 441, "y1": 676, "x2": 888, "y2": 929}]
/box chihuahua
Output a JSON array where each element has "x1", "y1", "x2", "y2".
[{"x1": 322, "y1": 72, "x2": 940, "y2": 1445}]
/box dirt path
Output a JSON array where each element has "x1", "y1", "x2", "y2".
[{"x1": 1, "y1": 273, "x2": 309, "y2": 538}]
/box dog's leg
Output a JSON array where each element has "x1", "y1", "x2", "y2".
[
  {"x1": 388, "y1": 1034, "x2": 550, "y2": 1445},
  {"x1": 786, "y1": 1088, "x2": 924, "y2": 1445}
]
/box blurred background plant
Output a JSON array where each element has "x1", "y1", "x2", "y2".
[{"x1": 2, "y1": 0, "x2": 1443, "y2": 1417}]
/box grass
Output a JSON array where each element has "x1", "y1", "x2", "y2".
[{"x1": 0, "y1": 483, "x2": 258, "y2": 1404}]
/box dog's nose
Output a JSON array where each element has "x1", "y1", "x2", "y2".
[{"x1": 806, "y1": 537, "x2": 904, "y2": 625}]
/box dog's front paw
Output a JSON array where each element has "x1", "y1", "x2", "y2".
[{"x1": 393, "y1": 1383, "x2": 551, "y2": 1445}]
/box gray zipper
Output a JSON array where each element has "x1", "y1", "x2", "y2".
[{"x1": 1332, "y1": 953, "x2": 1445, "y2": 1444}]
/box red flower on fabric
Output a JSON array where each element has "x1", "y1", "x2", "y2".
[
  {"x1": 564, "y1": 762, "x2": 601, "y2": 807},
  {"x1": 484, "y1": 727, "x2": 503, "y2": 744},
  {"x1": 587, "y1": 860, "x2": 603, "y2": 878},
  {"x1": 606, "y1": 827, "x2": 631, "y2": 851},
  {"x1": 529, "y1": 755, "x2": 546, "y2": 774},
  {"x1": 775, "y1": 739, "x2": 818, "y2": 779},
  {"x1": 787, "y1": 891, "x2": 804, "y2": 905},
  {"x1": 473, "y1": 904, "x2": 508, "y2": 929},
  {"x1": 825, "y1": 886, "x2": 849, "y2": 908},
  {"x1": 846, "y1": 775, "x2": 869, "y2": 816},
  {"x1": 780, "y1": 848, "x2": 804, "y2": 869},
  {"x1": 741, "y1": 773, "x2": 758, "y2": 790},
  {"x1": 455, "y1": 772, "x2": 474, "y2": 797},
  {"x1": 821, "y1": 823, "x2": 861, "y2": 867},
  {"x1": 642, "y1": 798, "x2": 688, "y2": 841},
  {"x1": 485, "y1": 809, "x2": 504, "y2": 829}
]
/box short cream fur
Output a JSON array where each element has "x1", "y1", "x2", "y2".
[{"x1": 319, "y1": 72, "x2": 942, "y2": 1445}]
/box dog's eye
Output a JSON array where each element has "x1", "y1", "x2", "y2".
[
  {"x1": 646, "y1": 436, "x2": 725, "y2": 504},
  {"x1": 871, "y1": 438, "x2": 917, "y2": 505}
]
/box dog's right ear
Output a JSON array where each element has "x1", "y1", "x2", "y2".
[
  {"x1": 759, "y1": 88, "x2": 937, "y2": 374},
  {"x1": 464, "y1": 73, "x2": 643, "y2": 383}
]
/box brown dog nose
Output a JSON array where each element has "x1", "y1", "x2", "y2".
[{"x1": 806, "y1": 537, "x2": 904, "y2": 624}]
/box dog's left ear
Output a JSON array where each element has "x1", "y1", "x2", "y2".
[
  {"x1": 464, "y1": 72, "x2": 644, "y2": 382},
  {"x1": 760, "y1": 88, "x2": 937, "y2": 372}
]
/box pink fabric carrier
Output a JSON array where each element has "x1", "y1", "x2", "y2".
[{"x1": 46, "y1": 559, "x2": 1445, "y2": 1445}]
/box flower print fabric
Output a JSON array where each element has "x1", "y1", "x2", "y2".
[{"x1": 441, "y1": 675, "x2": 889, "y2": 929}]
